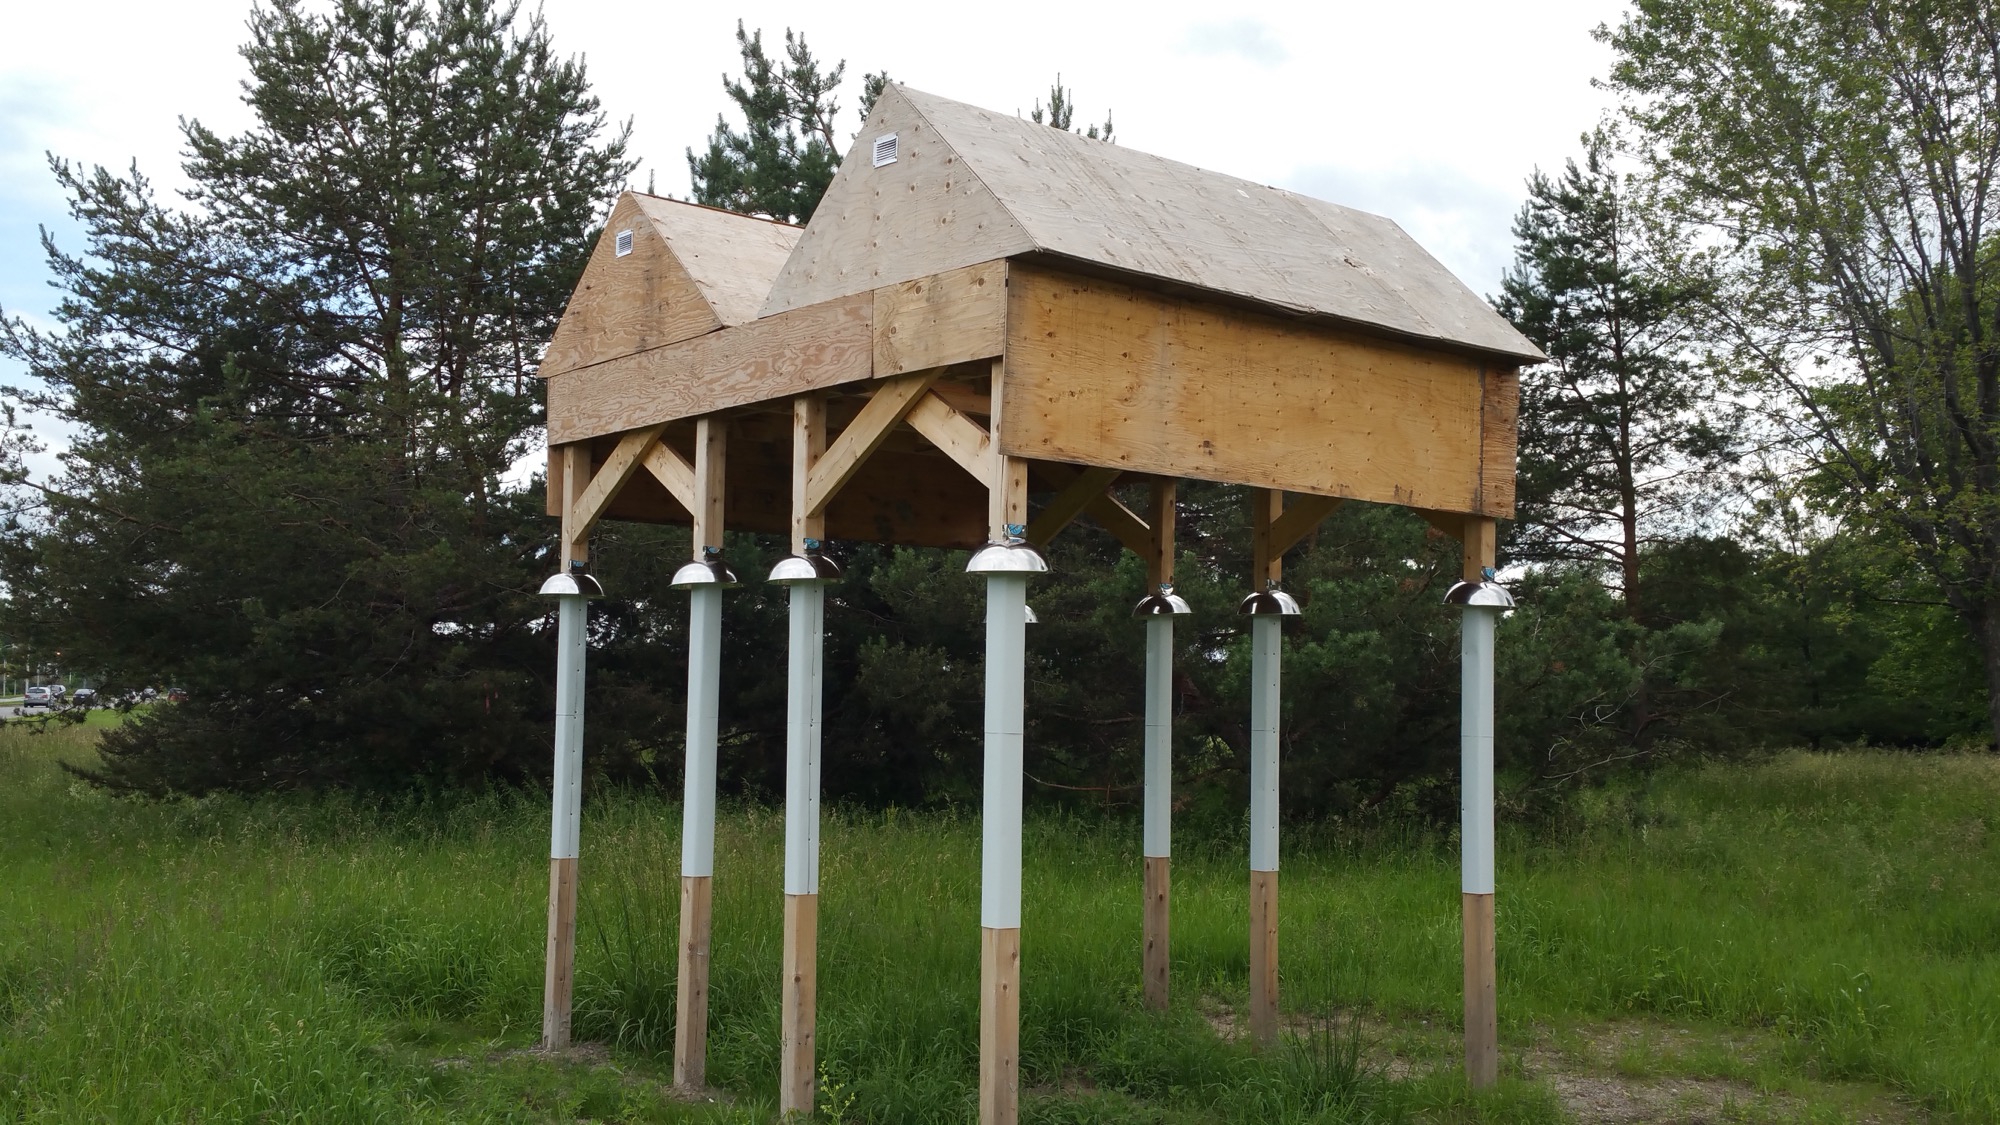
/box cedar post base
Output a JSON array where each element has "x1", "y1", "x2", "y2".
[
  {"x1": 1249, "y1": 869, "x2": 1278, "y2": 1046},
  {"x1": 1143, "y1": 856, "x2": 1170, "y2": 1011},
  {"x1": 779, "y1": 892, "x2": 818, "y2": 1117},
  {"x1": 673, "y1": 874, "x2": 713, "y2": 1088},
  {"x1": 979, "y1": 926, "x2": 1022, "y2": 1125},
  {"x1": 1463, "y1": 891, "x2": 1497, "y2": 1087},
  {"x1": 541, "y1": 856, "x2": 579, "y2": 1050}
]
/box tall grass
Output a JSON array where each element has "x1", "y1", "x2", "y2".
[{"x1": 2, "y1": 722, "x2": 1995, "y2": 1121}]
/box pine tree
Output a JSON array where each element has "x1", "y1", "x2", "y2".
[
  {"x1": 1495, "y1": 130, "x2": 1736, "y2": 744},
  {"x1": 686, "y1": 23, "x2": 881, "y2": 223},
  {"x1": 0, "y1": 0, "x2": 633, "y2": 793},
  {"x1": 1029, "y1": 76, "x2": 1114, "y2": 142},
  {"x1": 1496, "y1": 130, "x2": 1732, "y2": 624}
]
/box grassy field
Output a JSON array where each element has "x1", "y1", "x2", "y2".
[{"x1": 1, "y1": 721, "x2": 1995, "y2": 1123}]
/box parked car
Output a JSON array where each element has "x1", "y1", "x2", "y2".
[
  {"x1": 166, "y1": 687, "x2": 188, "y2": 703},
  {"x1": 71, "y1": 688, "x2": 97, "y2": 708},
  {"x1": 23, "y1": 686, "x2": 52, "y2": 708},
  {"x1": 47, "y1": 684, "x2": 66, "y2": 700}
]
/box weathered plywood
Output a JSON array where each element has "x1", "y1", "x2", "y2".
[
  {"x1": 1478, "y1": 368, "x2": 1520, "y2": 515},
  {"x1": 542, "y1": 195, "x2": 723, "y2": 379},
  {"x1": 874, "y1": 260, "x2": 1008, "y2": 377},
  {"x1": 630, "y1": 195, "x2": 799, "y2": 328},
  {"x1": 1001, "y1": 264, "x2": 1512, "y2": 517},
  {"x1": 545, "y1": 293, "x2": 872, "y2": 444},
  {"x1": 761, "y1": 88, "x2": 1032, "y2": 317},
  {"x1": 765, "y1": 86, "x2": 1543, "y2": 365}
]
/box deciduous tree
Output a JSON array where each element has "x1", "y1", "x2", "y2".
[{"x1": 1604, "y1": 0, "x2": 2000, "y2": 744}]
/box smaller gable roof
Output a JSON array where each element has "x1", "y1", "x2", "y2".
[
  {"x1": 541, "y1": 193, "x2": 800, "y2": 378},
  {"x1": 763, "y1": 86, "x2": 1542, "y2": 365},
  {"x1": 630, "y1": 194, "x2": 801, "y2": 327}
]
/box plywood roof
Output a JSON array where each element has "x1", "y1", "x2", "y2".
[
  {"x1": 630, "y1": 195, "x2": 801, "y2": 327},
  {"x1": 541, "y1": 194, "x2": 800, "y2": 379},
  {"x1": 762, "y1": 86, "x2": 1542, "y2": 365}
]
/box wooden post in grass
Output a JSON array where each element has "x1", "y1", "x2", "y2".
[
  {"x1": 1459, "y1": 515, "x2": 1500, "y2": 1087},
  {"x1": 542, "y1": 442, "x2": 593, "y2": 1051},
  {"x1": 777, "y1": 395, "x2": 829, "y2": 1117},
  {"x1": 1140, "y1": 480, "x2": 1179, "y2": 1012},
  {"x1": 1245, "y1": 488, "x2": 1285, "y2": 1047},
  {"x1": 973, "y1": 358, "x2": 1037, "y2": 1125},
  {"x1": 673, "y1": 417, "x2": 729, "y2": 1089}
]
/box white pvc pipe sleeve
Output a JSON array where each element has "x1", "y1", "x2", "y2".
[
  {"x1": 1142, "y1": 616, "x2": 1173, "y2": 858},
  {"x1": 783, "y1": 582, "x2": 826, "y2": 896},
  {"x1": 549, "y1": 594, "x2": 587, "y2": 860},
  {"x1": 980, "y1": 574, "x2": 1030, "y2": 930},
  {"x1": 681, "y1": 584, "x2": 722, "y2": 878},
  {"x1": 1461, "y1": 607, "x2": 1497, "y2": 895},
  {"x1": 1248, "y1": 614, "x2": 1281, "y2": 873}
]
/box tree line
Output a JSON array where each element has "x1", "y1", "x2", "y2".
[{"x1": 0, "y1": 0, "x2": 1991, "y2": 817}]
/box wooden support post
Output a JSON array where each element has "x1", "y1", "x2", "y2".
[
  {"x1": 1249, "y1": 869, "x2": 1279, "y2": 1044},
  {"x1": 781, "y1": 891, "x2": 819, "y2": 1116},
  {"x1": 978, "y1": 356, "x2": 1030, "y2": 1125},
  {"x1": 1142, "y1": 480, "x2": 1176, "y2": 1012},
  {"x1": 674, "y1": 416, "x2": 726, "y2": 1091},
  {"x1": 1246, "y1": 487, "x2": 1282, "y2": 1047},
  {"x1": 1250, "y1": 488, "x2": 1283, "y2": 586},
  {"x1": 987, "y1": 360, "x2": 1026, "y2": 541},
  {"x1": 1459, "y1": 514, "x2": 1500, "y2": 1088},
  {"x1": 793, "y1": 395, "x2": 827, "y2": 552},
  {"x1": 675, "y1": 875, "x2": 713, "y2": 1085},
  {"x1": 559, "y1": 443, "x2": 593, "y2": 566},
  {"x1": 778, "y1": 396, "x2": 828, "y2": 1118},
  {"x1": 979, "y1": 925, "x2": 1022, "y2": 1124},
  {"x1": 543, "y1": 853, "x2": 579, "y2": 1048},
  {"x1": 542, "y1": 441, "x2": 594, "y2": 1052},
  {"x1": 1247, "y1": 610, "x2": 1282, "y2": 1047},
  {"x1": 693, "y1": 417, "x2": 726, "y2": 552}
]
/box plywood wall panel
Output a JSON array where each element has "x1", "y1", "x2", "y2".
[
  {"x1": 1000, "y1": 263, "x2": 1508, "y2": 517},
  {"x1": 541, "y1": 195, "x2": 723, "y2": 378},
  {"x1": 546, "y1": 294, "x2": 873, "y2": 444},
  {"x1": 873, "y1": 261, "x2": 1008, "y2": 377}
]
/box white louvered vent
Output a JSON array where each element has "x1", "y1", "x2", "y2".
[
  {"x1": 614, "y1": 229, "x2": 634, "y2": 257},
  {"x1": 872, "y1": 133, "x2": 898, "y2": 167}
]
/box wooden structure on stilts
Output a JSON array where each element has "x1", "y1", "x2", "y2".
[{"x1": 533, "y1": 86, "x2": 1543, "y2": 1118}]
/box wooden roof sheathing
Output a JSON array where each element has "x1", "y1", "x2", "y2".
[
  {"x1": 763, "y1": 86, "x2": 1543, "y2": 365},
  {"x1": 630, "y1": 194, "x2": 801, "y2": 327},
  {"x1": 541, "y1": 194, "x2": 801, "y2": 379}
]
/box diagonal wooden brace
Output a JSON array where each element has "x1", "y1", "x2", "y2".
[
  {"x1": 567, "y1": 424, "x2": 669, "y2": 547},
  {"x1": 804, "y1": 369, "x2": 942, "y2": 517},
  {"x1": 1024, "y1": 466, "x2": 1122, "y2": 547}
]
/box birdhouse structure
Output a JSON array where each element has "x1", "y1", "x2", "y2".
[{"x1": 533, "y1": 85, "x2": 1542, "y2": 1124}]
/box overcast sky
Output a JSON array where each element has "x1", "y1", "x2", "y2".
[{"x1": 0, "y1": 0, "x2": 1625, "y2": 476}]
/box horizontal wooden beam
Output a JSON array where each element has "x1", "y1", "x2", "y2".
[
  {"x1": 873, "y1": 261, "x2": 1007, "y2": 378},
  {"x1": 805, "y1": 370, "x2": 940, "y2": 517},
  {"x1": 548, "y1": 293, "x2": 873, "y2": 445}
]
